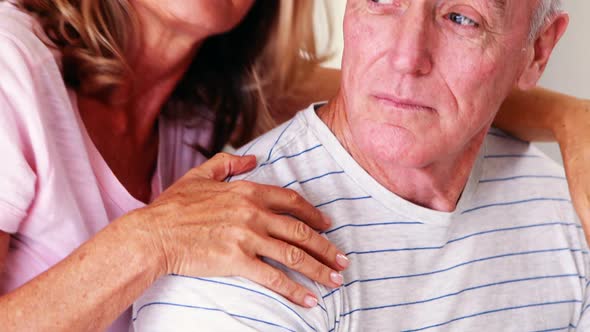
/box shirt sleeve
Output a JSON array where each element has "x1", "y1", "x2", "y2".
[
  {"x1": 132, "y1": 266, "x2": 339, "y2": 332},
  {"x1": 0, "y1": 35, "x2": 39, "y2": 233}
]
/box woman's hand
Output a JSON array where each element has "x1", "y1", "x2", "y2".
[
  {"x1": 136, "y1": 153, "x2": 348, "y2": 308},
  {"x1": 556, "y1": 99, "x2": 590, "y2": 246}
]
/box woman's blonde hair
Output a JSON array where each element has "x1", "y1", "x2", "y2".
[{"x1": 9, "y1": 0, "x2": 330, "y2": 154}]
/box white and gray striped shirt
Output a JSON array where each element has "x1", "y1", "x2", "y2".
[{"x1": 133, "y1": 104, "x2": 590, "y2": 331}]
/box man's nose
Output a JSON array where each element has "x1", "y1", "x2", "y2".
[{"x1": 388, "y1": 7, "x2": 433, "y2": 76}]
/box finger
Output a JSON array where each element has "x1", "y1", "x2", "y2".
[
  {"x1": 266, "y1": 216, "x2": 349, "y2": 271},
  {"x1": 195, "y1": 153, "x2": 257, "y2": 181},
  {"x1": 237, "y1": 258, "x2": 320, "y2": 308},
  {"x1": 257, "y1": 236, "x2": 343, "y2": 289},
  {"x1": 231, "y1": 181, "x2": 330, "y2": 230}
]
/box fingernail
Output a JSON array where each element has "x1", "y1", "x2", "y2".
[
  {"x1": 330, "y1": 271, "x2": 343, "y2": 285},
  {"x1": 336, "y1": 254, "x2": 349, "y2": 269},
  {"x1": 303, "y1": 295, "x2": 318, "y2": 307},
  {"x1": 322, "y1": 214, "x2": 332, "y2": 227}
]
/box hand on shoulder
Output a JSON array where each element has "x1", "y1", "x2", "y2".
[{"x1": 133, "y1": 153, "x2": 348, "y2": 307}]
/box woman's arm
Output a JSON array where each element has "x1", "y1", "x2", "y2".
[
  {"x1": 270, "y1": 67, "x2": 341, "y2": 123},
  {"x1": 493, "y1": 87, "x2": 587, "y2": 141},
  {"x1": 0, "y1": 154, "x2": 347, "y2": 331},
  {"x1": 0, "y1": 223, "x2": 160, "y2": 331}
]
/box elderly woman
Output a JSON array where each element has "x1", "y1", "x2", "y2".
[{"x1": 0, "y1": 0, "x2": 588, "y2": 331}]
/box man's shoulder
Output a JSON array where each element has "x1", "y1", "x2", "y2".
[
  {"x1": 235, "y1": 109, "x2": 311, "y2": 160},
  {"x1": 132, "y1": 274, "x2": 331, "y2": 331},
  {"x1": 231, "y1": 106, "x2": 329, "y2": 185},
  {"x1": 476, "y1": 128, "x2": 574, "y2": 218},
  {"x1": 484, "y1": 128, "x2": 565, "y2": 177}
]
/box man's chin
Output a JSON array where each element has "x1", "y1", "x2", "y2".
[{"x1": 351, "y1": 123, "x2": 441, "y2": 166}]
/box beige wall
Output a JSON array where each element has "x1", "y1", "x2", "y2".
[{"x1": 315, "y1": 1, "x2": 590, "y2": 164}]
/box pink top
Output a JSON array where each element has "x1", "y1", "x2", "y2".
[{"x1": 0, "y1": 2, "x2": 211, "y2": 330}]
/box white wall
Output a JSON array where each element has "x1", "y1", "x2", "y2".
[{"x1": 315, "y1": 1, "x2": 590, "y2": 164}]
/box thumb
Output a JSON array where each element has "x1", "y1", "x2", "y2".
[{"x1": 197, "y1": 153, "x2": 257, "y2": 181}]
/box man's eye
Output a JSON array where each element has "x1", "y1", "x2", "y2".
[
  {"x1": 447, "y1": 12, "x2": 479, "y2": 28},
  {"x1": 370, "y1": 0, "x2": 395, "y2": 4}
]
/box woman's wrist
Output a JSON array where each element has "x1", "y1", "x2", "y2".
[
  {"x1": 118, "y1": 208, "x2": 169, "y2": 281},
  {"x1": 554, "y1": 97, "x2": 589, "y2": 148}
]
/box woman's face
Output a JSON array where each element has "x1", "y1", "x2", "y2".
[{"x1": 134, "y1": 0, "x2": 256, "y2": 37}]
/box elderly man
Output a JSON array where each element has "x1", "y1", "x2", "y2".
[{"x1": 132, "y1": 0, "x2": 588, "y2": 330}]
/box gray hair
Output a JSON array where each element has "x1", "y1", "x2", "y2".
[{"x1": 529, "y1": 0, "x2": 562, "y2": 40}]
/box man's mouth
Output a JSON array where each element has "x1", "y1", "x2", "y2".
[{"x1": 372, "y1": 93, "x2": 436, "y2": 113}]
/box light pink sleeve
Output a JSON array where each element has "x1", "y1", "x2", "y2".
[{"x1": 0, "y1": 36, "x2": 38, "y2": 234}]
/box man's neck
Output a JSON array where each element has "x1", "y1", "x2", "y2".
[{"x1": 317, "y1": 96, "x2": 488, "y2": 212}]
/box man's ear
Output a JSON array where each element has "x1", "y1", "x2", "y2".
[{"x1": 517, "y1": 13, "x2": 569, "y2": 90}]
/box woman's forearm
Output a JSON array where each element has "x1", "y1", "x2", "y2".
[
  {"x1": 494, "y1": 87, "x2": 583, "y2": 142},
  {"x1": 0, "y1": 152, "x2": 350, "y2": 331},
  {"x1": 0, "y1": 212, "x2": 163, "y2": 331}
]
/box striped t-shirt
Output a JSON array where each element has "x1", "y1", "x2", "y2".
[{"x1": 132, "y1": 104, "x2": 590, "y2": 331}]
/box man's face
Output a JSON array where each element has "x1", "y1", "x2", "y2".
[{"x1": 341, "y1": 0, "x2": 538, "y2": 168}]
